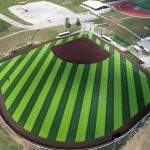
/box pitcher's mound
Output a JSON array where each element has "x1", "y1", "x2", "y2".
[{"x1": 52, "y1": 37, "x2": 110, "y2": 64}]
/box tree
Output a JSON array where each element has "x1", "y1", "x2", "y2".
[
  {"x1": 76, "y1": 18, "x2": 81, "y2": 27},
  {"x1": 65, "y1": 17, "x2": 71, "y2": 32}
]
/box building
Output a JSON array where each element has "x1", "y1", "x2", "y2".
[
  {"x1": 137, "y1": 37, "x2": 150, "y2": 54},
  {"x1": 82, "y1": 0, "x2": 109, "y2": 10}
]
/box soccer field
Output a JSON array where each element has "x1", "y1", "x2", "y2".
[{"x1": 0, "y1": 32, "x2": 150, "y2": 149}]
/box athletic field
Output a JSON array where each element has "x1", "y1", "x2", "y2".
[{"x1": 0, "y1": 32, "x2": 150, "y2": 149}]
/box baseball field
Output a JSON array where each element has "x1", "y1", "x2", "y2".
[{"x1": 0, "y1": 32, "x2": 150, "y2": 148}]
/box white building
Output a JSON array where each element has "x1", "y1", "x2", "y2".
[
  {"x1": 137, "y1": 37, "x2": 150, "y2": 54},
  {"x1": 82, "y1": 1, "x2": 109, "y2": 10}
]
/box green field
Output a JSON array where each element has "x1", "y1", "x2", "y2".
[
  {"x1": 0, "y1": 32, "x2": 150, "y2": 146},
  {"x1": 121, "y1": 18, "x2": 150, "y2": 38},
  {"x1": 0, "y1": 19, "x2": 22, "y2": 38},
  {"x1": 100, "y1": 10, "x2": 128, "y2": 19},
  {"x1": 128, "y1": 0, "x2": 150, "y2": 10}
]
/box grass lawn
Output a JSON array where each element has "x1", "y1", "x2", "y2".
[
  {"x1": 121, "y1": 18, "x2": 150, "y2": 38},
  {"x1": 0, "y1": 32, "x2": 150, "y2": 148},
  {"x1": 0, "y1": 24, "x2": 81, "y2": 54},
  {"x1": 94, "y1": 24, "x2": 139, "y2": 44},
  {"x1": 92, "y1": 18, "x2": 105, "y2": 24},
  {"x1": 0, "y1": 20, "x2": 22, "y2": 38},
  {"x1": 100, "y1": 10, "x2": 129, "y2": 19},
  {"x1": 0, "y1": 125, "x2": 22, "y2": 150}
]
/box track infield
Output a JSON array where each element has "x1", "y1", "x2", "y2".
[
  {"x1": 113, "y1": 0, "x2": 150, "y2": 18},
  {"x1": 0, "y1": 32, "x2": 150, "y2": 149}
]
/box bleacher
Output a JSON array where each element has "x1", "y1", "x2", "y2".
[
  {"x1": 10, "y1": 44, "x2": 35, "y2": 54},
  {"x1": 125, "y1": 50, "x2": 144, "y2": 65},
  {"x1": 111, "y1": 35, "x2": 131, "y2": 48},
  {"x1": 0, "y1": 43, "x2": 41, "y2": 62}
]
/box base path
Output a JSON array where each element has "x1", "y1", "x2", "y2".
[{"x1": 113, "y1": 0, "x2": 150, "y2": 18}]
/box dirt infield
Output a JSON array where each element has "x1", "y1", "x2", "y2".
[
  {"x1": 52, "y1": 37, "x2": 110, "y2": 64},
  {"x1": 113, "y1": 0, "x2": 150, "y2": 18}
]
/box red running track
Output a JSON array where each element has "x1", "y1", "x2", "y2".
[{"x1": 113, "y1": 0, "x2": 150, "y2": 18}]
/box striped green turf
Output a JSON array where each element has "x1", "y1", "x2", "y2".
[
  {"x1": 113, "y1": 50, "x2": 122, "y2": 130},
  {"x1": 56, "y1": 65, "x2": 84, "y2": 141},
  {"x1": 133, "y1": 66, "x2": 145, "y2": 111},
  {"x1": 0, "y1": 61, "x2": 11, "y2": 73},
  {"x1": 0, "y1": 32, "x2": 150, "y2": 144},
  {"x1": 121, "y1": 56, "x2": 130, "y2": 123},
  {"x1": 12, "y1": 50, "x2": 54, "y2": 121},
  {"x1": 139, "y1": 71, "x2": 150, "y2": 105},
  {"x1": 86, "y1": 63, "x2": 103, "y2": 140},
  {"x1": 95, "y1": 59, "x2": 109, "y2": 138},
  {"x1": 66, "y1": 65, "x2": 90, "y2": 142},
  {"x1": 8, "y1": 46, "x2": 52, "y2": 116},
  {"x1": 18, "y1": 56, "x2": 60, "y2": 126},
  {"x1": 0, "y1": 56, "x2": 21, "y2": 81},
  {"x1": 4, "y1": 44, "x2": 50, "y2": 110},
  {"x1": 38, "y1": 63, "x2": 72, "y2": 138},
  {"x1": 32, "y1": 62, "x2": 67, "y2": 135},
  {"x1": 1, "y1": 48, "x2": 38, "y2": 93},
  {"x1": 126, "y1": 60, "x2": 138, "y2": 117},
  {"x1": 75, "y1": 64, "x2": 97, "y2": 142},
  {"x1": 47, "y1": 64, "x2": 78, "y2": 140},
  {"x1": 105, "y1": 47, "x2": 114, "y2": 135}
]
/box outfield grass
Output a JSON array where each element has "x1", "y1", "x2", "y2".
[{"x1": 0, "y1": 32, "x2": 150, "y2": 146}]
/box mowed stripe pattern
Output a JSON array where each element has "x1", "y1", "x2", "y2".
[{"x1": 0, "y1": 32, "x2": 150, "y2": 143}]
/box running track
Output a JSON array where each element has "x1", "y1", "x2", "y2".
[{"x1": 113, "y1": 0, "x2": 150, "y2": 18}]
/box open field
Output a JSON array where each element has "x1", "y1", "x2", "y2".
[
  {"x1": 0, "y1": 24, "x2": 81, "y2": 54},
  {"x1": 100, "y1": 10, "x2": 129, "y2": 19},
  {"x1": 121, "y1": 17, "x2": 150, "y2": 38},
  {"x1": 0, "y1": 20, "x2": 22, "y2": 38},
  {"x1": 94, "y1": 24, "x2": 139, "y2": 44},
  {"x1": 0, "y1": 32, "x2": 150, "y2": 148}
]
